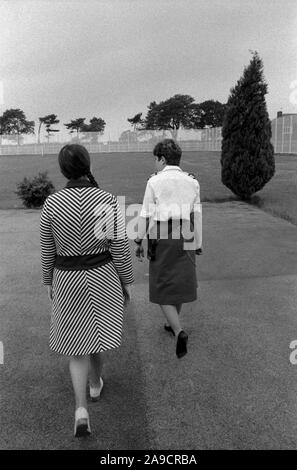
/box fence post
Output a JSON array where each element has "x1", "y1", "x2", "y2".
[
  {"x1": 0, "y1": 341, "x2": 3, "y2": 365},
  {"x1": 274, "y1": 117, "x2": 277, "y2": 153},
  {"x1": 290, "y1": 114, "x2": 293, "y2": 154},
  {"x1": 281, "y1": 116, "x2": 284, "y2": 154}
]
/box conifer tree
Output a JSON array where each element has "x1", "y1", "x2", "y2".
[{"x1": 221, "y1": 51, "x2": 275, "y2": 200}]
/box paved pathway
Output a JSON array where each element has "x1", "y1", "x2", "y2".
[{"x1": 1, "y1": 202, "x2": 297, "y2": 449}]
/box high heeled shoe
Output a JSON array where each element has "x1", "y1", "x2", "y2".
[
  {"x1": 89, "y1": 377, "x2": 104, "y2": 402},
  {"x1": 74, "y1": 407, "x2": 91, "y2": 437}
]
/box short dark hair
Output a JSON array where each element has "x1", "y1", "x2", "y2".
[{"x1": 153, "y1": 139, "x2": 182, "y2": 165}]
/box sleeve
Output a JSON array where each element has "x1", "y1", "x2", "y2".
[
  {"x1": 139, "y1": 181, "x2": 155, "y2": 218},
  {"x1": 137, "y1": 180, "x2": 155, "y2": 240},
  {"x1": 40, "y1": 197, "x2": 57, "y2": 285},
  {"x1": 108, "y1": 197, "x2": 134, "y2": 285},
  {"x1": 192, "y1": 180, "x2": 202, "y2": 250}
]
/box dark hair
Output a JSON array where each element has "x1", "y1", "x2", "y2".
[
  {"x1": 153, "y1": 139, "x2": 182, "y2": 166},
  {"x1": 58, "y1": 144, "x2": 99, "y2": 187}
]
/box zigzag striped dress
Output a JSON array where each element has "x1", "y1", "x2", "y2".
[{"x1": 40, "y1": 179, "x2": 134, "y2": 356}]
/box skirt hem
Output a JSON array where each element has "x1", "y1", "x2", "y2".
[
  {"x1": 149, "y1": 295, "x2": 197, "y2": 305},
  {"x1": 49, "y1": 342, "x2": 121, "y2": 356}
]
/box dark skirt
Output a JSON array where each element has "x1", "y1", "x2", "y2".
[{"x1": 148, "y1": 220, "x2": 198, "y2": 305}]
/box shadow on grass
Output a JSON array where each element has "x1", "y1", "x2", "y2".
[
  {"x1": 201, "y1": 195, "x2": 240, "y2": 204},
  {"x1": 202, "y1": 193, "x2": 297, "y2": 227},
  {"x1": 248, "y1": 195, "x2": 297, "y2": 226}
]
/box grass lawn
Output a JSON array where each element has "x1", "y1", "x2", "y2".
[
  {"x1": 0, "y1": 150, "x2": 296, "y2": 224},
  {"x1": 249, "y1": 155, "x2": 297, "y2": 225}
]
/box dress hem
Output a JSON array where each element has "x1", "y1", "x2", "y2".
[{"x1": 49, "y1": 342, "x2": 121, "y2": 356}]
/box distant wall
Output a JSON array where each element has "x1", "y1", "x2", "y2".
[{"x1": 271, "y1": 115, "x2": 297, "y2": 154}]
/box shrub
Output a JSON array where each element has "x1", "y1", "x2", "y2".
[
  {"x1": 15, "y1": 171, "x2": 55, "y2": 208},
  {"x1": 221, "y1": 51, "x2": 275, "y2": 200}
]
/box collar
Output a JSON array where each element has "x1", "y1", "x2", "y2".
[
  {"x1": 65, "y1": 179, "x2": 94, "y2": 189},
  {"x1": 161, "y1": 165, "x2": 182, "y2": 172}
]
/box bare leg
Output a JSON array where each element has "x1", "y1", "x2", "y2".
[
  {"x1": 69, "y1": 355, "x2": 89, "y2": 409},
  {"x1": 165, "y1": 303, "x2": 183, "y2": 327},
  {"x1": 160, "y1": 304, "x2": 182, "y2": 337},
  {"x1": 89, "y1": 352, "x2": 104, "y2": 387}
]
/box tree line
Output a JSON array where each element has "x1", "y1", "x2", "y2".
[
  {"x1": 126, "y1": 97, "x2": 226, "y2": 140},
  {"x1": 0, "y1": 111, "x2": 107, "y2": 144},
  {"x1": 0, "y1": 96, "x2": 226, "y2": 144}
]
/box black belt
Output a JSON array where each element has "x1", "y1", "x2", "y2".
[{"x1": 54, "y1": 251, "x2": 112, "y2": 271}]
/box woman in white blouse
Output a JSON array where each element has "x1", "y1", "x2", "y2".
[{"x1": 135, "y1": 139, "x2": 202, "y2": 359}]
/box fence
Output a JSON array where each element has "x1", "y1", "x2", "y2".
[
  {"x1": 0, "y1": 128, "x2": 223, "y2": 155},
  {"x1": 0, "y1": 140, "x2": 223, "y2": 156},
  {"x1": 1, "y1": 121, "x2": 296, "y2": 155}
]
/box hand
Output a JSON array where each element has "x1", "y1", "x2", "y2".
[
  {"x1": 122, "y1": 283, "x2": 132, "y2": 307},
  {"x1": 195, "y1": 247, "x2": 203, "y2": 255},
  {"x1": 47, "y1": 285, "x2": 53, "y2": 301},
  {"x1": 135, "y1": 244, "x2": 145, "y2": 261}
]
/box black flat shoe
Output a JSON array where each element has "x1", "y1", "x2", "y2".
[
  {"x1": 164, "y1": 324, "x2": 175, "y2": 336},
  {"x1": 176, "y1": 330, "x2": 188, "y2": 358}
]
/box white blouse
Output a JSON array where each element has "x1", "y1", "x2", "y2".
[{"x1": 137, "y1": 165, "x2": 202, "y2": 249}]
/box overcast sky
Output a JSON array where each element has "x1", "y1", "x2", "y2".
[{"x1": 1, "y1": 0, "x2": 297, "y2": 139}]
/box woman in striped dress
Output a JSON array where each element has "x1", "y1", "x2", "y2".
[{"x1": 40, "y1": 144, "x2": 134, "y2": 437}]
